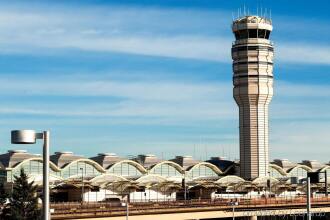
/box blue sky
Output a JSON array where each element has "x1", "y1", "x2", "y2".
[{"x1": 0, "y1": 0, "x2": 329, "y2": 162}]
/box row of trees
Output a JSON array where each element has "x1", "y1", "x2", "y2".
[{"x1": 0, "y1": 169, "x2": 41, "y2": 220}]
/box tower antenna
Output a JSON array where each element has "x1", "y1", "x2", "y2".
[
  {"x1": 244, "y1": 4, "x2": 246, "y2": 16},
  {"x1": 193, "y1": 144, "x2": 196, "y2": 159},
  {"x1": 205, "y1": 145, "x2": 208, "y2": 161},
  {"x1": 229, "y1": 145, "x2": 231, "y2": 160},
  {"x1": 257, "y1": 7, "x2": 259, "y2": 16}
]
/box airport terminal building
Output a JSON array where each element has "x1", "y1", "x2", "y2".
[
  {"x1": 0, "y1": 16, "x2": 329, "y2": 204},
  {"x1": 0, "y1": 150, "x2": 329, "y2": 203}
]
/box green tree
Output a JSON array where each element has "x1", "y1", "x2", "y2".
[
  {"x1": 7, "y1": 169, "x2": 41, "y2": 220},
  {"x1": 0, "y1": 182, "x2": 8, "y2": 206},
  {"x1": 0, "y1": 182, "x2": 9, "y2": 219}
]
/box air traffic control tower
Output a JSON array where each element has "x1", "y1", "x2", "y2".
[{"x1": 231, "y1": 16, "x2": 274, "y2": 180}]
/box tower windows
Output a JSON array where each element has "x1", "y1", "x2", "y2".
[
  {"x1": 248, "y1": 29, "x2": 258, "y2": 38},
  {"x1": 234, "y1": 30, "x2": 248, "y2": 40},
  {"x1": 258, "y1": 29, "x2": 266, "y2": 38},
  {"x1": 234, "y1": 29, "x2": 271, "y2": 40},
  {"x1": 265, "y1": 30, "x2": 270, "y2": 39},
  {"x1": 232, "y1": 45, "x2": 273, "y2": 53}
]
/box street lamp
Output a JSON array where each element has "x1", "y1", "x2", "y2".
[
  {"x1": 267, "y1": 171, "x2": 271, "y2": 202},
  {"x1": 307, "y1": 177, "x2": 311, "y2": 220},
  {"x1": 80, "y1": 167, "x2": 84, "y2": 203},
  {"x1": 230, "y1": 201, "x2": 238, "y2": 220},
  {"x1": 11, "y1": 130, "x2": 50, "y2": 220}
]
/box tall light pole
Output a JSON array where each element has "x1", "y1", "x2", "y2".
[
  {"x1": 267, "y1": 171, "x2": 271, "y2": 200},
  {"x1": 80, "y1": 167, "x2": 84, "y2": 203},
  {"x1": 126, "y1": 195, "x2": 129, "y2": 220},
  {"x1": 182, "y1": 173, "x2": 186, "y2": 203},
  {"x1": 11, "y1": 130, "x2": 50, "y2": 220},
  {"x1": 307, "y1": 177, "x2": 311, "y2": 220},
  {"x1": 231, "y1": 201, "x2": 238, "y2": 220},
  {"x1": 325, "y1": 170, "x2": 328, "y2": 197}
]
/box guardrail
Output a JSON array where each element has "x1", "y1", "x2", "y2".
[{"x1": 50, "y1": 196, "x2": 330, "y2": 219}]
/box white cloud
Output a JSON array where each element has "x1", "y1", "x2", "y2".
[
  {"x1": 1, "y1": 3, "x2": 330, "y2": 64},
  {"x1": 277, "y1": 43, "x2": 330, "y2": 65},
  {"x1": 41, "y1": 35, "x2": 230, "y2": 62},
  {"x1": 0, "y1": 77, "x2": 230, "y2": 101},
  {"x1": 0, "y1": 2, "x2": 329, "y2": 159},
  {"x1": 0, "y1": 4, "x2": 232, "y2": 62},
  {"x1": 1, "y1": 76, "x2": 329, "y2": 120},
  {"x1": 276, "y1": 81, "x2": 330, "y2": 97},
  {"x1": 270, "y1": 121, "x2": 330, "y2": 162},
  {"x1": 0, "y1": 76, "x2": 235, "y2": 119}
]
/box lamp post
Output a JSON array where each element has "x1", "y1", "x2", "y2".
[
  {"x1": 268, "y1": 171, "x2": 271, "y2": 195},
  {"x1": 230, "y1": 201, "x2": 238, "y2": 220},
  {"x1": 80, "y1": 168, "x2": 84, "y2": 203},
  {"x1": 121, "y1": 194, "x2": 129, "y2": 220},
  {"x1": 182, "y1": 173, "x2": 186, "y2": 203},
  {"x1": 325, "y1": 170, "x2": 328, "y2": 197},
  {"x1": 307, "y1": 177, "x2": 311, "y2": 220},
  {"x1": 126, "y1": 194, "x2": 129, "y2": 220},
  {"x1": 11, "y1": 130, "x2": 50, "y2": 220},
  {"x1": 267, "y1": 171, "x2": 271, "y2": 203}
]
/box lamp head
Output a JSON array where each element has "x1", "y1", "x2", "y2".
[{"x1": 11, "y1": 130, "x2": 37, "y2": 144}]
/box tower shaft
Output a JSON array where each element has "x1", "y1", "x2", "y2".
[{"x1": 231, "y1": 16, "x2": 274, "y2": 180}]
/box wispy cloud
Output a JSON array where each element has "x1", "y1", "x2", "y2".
[
  {"x1": 0, "y1": 76, "x2": 329, "y2": 121},
  {"x1": 277, "y1": 43, "x2": 330, "y2": 65},
  {"x1": 0, "y1": 4, "x2": 232, "y2": 61},
  {"x1": 0, "y1": 3, "x2": 330, "y2": 64},
  {"x1": 0, "y1": 77, "x2": 229, "y2": 101},
  {"x1": 0, "y1": 75, "x2": 234, "y2": 119},
  {"x1": 0, "y1": 2, "x2": 329, "y2": 159},
  {"x1": 276, "y1": 81, "x2": 330, "y2": 97},
  {"x1": 271, "y1": 121, "x2": 330, "y2": 162}
]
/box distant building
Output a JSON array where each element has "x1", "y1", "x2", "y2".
[
  {"x1": 1, "y1": 149, "x2": 329, "y2": 202},
  {"x1": 232, "y1": 15, "x2": 274, "y2": 179}
]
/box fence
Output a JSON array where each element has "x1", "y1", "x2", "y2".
[{"x1": 50, "y1": 195, "x2": 330, "y2": 219}]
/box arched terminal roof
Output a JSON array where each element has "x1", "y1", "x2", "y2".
[
  {"x1": 90, "y1": 174, "x2": 129, "y2": 188},
  {"x1": 133, "y1": 154, "x2": 162, "y2": 168},
  {"x1": 252, "y1": 176, "x2": 279, "y2": 186},
  {"x1": 269, "y1": 164, "x2": 287, "y2": 177},
  {"x1": 50, "y1": 151, "x2": 84, "y2": 168},
  {"x1": 301, "y1": 160, "x2": 325, "y2": 171},
  {"x1": 89, "y1": 153, "x2": 123, "y2": 169},
  {"x1": 27, "y1": 173, "x2": 63, "y2": 186},
  {"x1": 206, "y1": 157, "x2": 235, "y2": 173},
  {"x1": 272, "y1": 159, "x2": 297, "y2": 172},
  {"x1": 287, "y1": 164, "x2": 312, "y2": 175},
  {"x1": 186, "y1": 162, "x2": 222, "y2": 180},
  {"x1": 106, "y1": 159, "x2": 147, "y2": 176},
  {"x1": 216, "y1": 175, "x2": 245, "y2": 185},
  {"x1": 9, "y1": 157, "x2": 60, "y2": 172},
  {"x1": 0, "y1": 150, "x2": 40, "y2": 168},
  {"x1": 3, "y1": 149, "x2": 330, "y2": 191},
  {"x1": 149, "y1": 161, "x2": 184, "y2": 174}
]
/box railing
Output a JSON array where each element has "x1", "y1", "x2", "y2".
[{"x1": 50, "y1": 196, "x2": 330, "y2": 219}]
